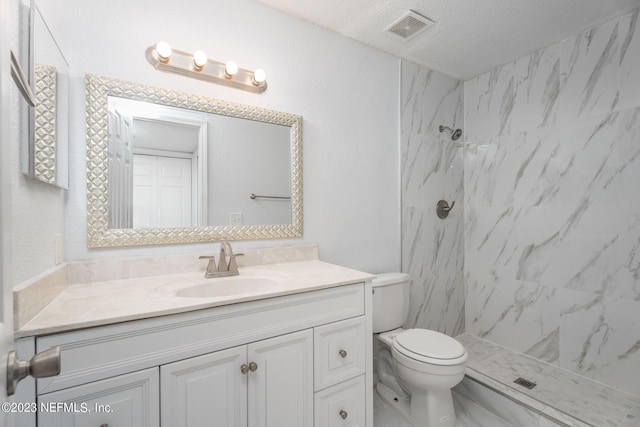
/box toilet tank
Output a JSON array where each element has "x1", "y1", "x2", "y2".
[{"x1": 371, "y1": 272, "x2": 410, "y2": 333}]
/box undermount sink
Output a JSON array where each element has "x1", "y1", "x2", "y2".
[{"x1": 176, "y1": 277, "x2": 278, "y2": 298}]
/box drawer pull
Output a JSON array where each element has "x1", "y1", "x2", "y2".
[
  {"x1": 249, "y1": 362, "x2": 258, "y2": 372},
  {"x1": 100, "y1": 424, "x2": 109, "y2": 427},
  {"x1": 240, "y1": 364, "x2": 249, "y2": 374},
  {"x1": 339, "y1": 349, "x2": 348, "y2": 358},
  {"x1": 339, "y1": 409, "x2": 348, "y2": 419}
]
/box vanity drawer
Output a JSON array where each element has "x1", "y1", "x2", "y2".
[
  {"x1": 314, "y1": 375, "x2": 365, "y2": 427},
  {"x1": 314, "y1": 316, "x2": 366, "y2": 391}
]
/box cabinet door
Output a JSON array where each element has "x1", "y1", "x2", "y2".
[
  {"x1": 248, "y1": 329, "x2": 313, "y2": 427},
  {"x1": 161, "y1": 345, "x2": 247, "y2": 427},
  {"x1": 38, "y1": 368, "x2": 159, "y2": 427}
]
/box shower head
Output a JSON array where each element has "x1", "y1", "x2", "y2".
[{"x1": 439, "y1": 125, "x2": 463, "y2": 141}]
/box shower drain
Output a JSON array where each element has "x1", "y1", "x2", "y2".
[{"x1": 513, "y1": 377, "x2": 537, "y2": 390}]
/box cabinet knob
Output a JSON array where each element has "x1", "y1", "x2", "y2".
[
  {"x1": 240, "y1": 364, "x2": 249, "y2": 374},
  {"x1": 339, "y1": 409, "x2": 348, "y2": 419},
  {"x1": 339, "y1": 349, "x2": 348, "y2": 358},
  {"x1": 249, "y1": 362, "x2": 258, "y2": 372}
]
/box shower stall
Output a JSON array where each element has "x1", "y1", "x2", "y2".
[{"x1": 400, "y1": 5, "x2": 640, "y2": 400}]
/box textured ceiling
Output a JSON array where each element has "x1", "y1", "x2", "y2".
[{"x1": 256, "y1": 0, "x2": 640, "y2": 80}]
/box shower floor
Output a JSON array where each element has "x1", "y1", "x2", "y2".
[{"x1": 456, "y1": 333, "x2": 640, "y2": 426}]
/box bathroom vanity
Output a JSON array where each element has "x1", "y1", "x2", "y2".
[{"x1": 14, "y1": 248, "x2": 374, "y2": 427}]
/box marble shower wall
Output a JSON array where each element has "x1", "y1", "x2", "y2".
[
  {"x1": 400, "y1": 60, "x2": 465, "y2": 336},
  {"x1": 464, "y1": 8, "x2": 640, "y2": 396}
]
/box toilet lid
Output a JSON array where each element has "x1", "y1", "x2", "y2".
[{"x1": 393, "y1": 329, "x2": 465, "y2": 362}]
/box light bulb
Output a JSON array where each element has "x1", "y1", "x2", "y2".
[
  {"x1": 193, "y1": 50, "x2": 207, "y2": 70},
  {"x1": 224, "y1": 61, "x2": 238, "y2": 78},
  {"x1": 253, "y1": 68, "x2": 266, "y2": 85},
  {"x1": 156, "y1": 41, "x2": 172, "y2": 63}
]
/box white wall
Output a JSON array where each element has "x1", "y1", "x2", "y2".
[
  {"x1": 207, "y1": 115, "x2": 291, "y2": 226},
  {"x1": 9, "y1": 0, "x2": 65, "y2": 287},
  {"x1": 34, "y1": 0, "x2": 400, "y2": 274}
]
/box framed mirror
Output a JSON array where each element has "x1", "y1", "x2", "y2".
[
  {"x1": 24, "y1": 1, "x2": 69, "y2": 188},
  {"x1": 85, "y1": 74, "x2": 303, "y2": 248}
]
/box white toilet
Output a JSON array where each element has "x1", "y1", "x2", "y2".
[{"x1": 373, "y1": 273, "x2": 467, "y2": 427}]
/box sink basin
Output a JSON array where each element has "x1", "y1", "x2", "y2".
[{"x1": 176, "y1": 277, "x2": 278, "y2": 298}]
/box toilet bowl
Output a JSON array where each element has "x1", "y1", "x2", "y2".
[{"x1": 372, "y1": 273, "x2": 467, "y2": 427}]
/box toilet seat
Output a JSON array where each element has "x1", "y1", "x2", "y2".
[{"x1": 392, "y1": 329, "x2": 467, "y2": 366}]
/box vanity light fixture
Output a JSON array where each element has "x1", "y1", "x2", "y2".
[
  {"x1": 253, "y1": 68, "x2": 266, "y2": 86},
  {"x1": 146, "y1": 42, "x2": 268, "y2": 93},
  {"x1": 155, "y1": 41, "x2": 172, "y2": 63},
  {"x1": 224, "y1": 61, "x2": 238, "y2": 78},
  {"x1": 192, "y1": 50, "x2": 208, "y2": 71}
]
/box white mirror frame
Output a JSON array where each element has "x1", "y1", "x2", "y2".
[
  {"x1": 86, "y1": 74, "x2": 303, "y2": 248},
  {"x1": 33, "y1": 63, "x2": 57, "y2": 183}
]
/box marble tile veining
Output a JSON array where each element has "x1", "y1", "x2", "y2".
[
  {"x1": 465, "y1": 275, "x2": 559, "y2": 363},
  {"x1": 401, "y1": 59, "x2": 465, "y2": 338},
  {"x1": 464, "y1": 61, "x2": 516, "y2": 141},
  {"x1": 464, "y1": 7, "x2": 640, "y2": 397},
  {"x1": 559, "y1": 16, "x2": 620, "y2": 121},
  {"x1": 511, "y1": 44, "x2": 560, "y2": 132},
  {"x1": 619, "y1": 9, "x2": 640, "y2": 111},
  {"x1": 558, "y1": 290, "x2": 640, "y2": 397}
]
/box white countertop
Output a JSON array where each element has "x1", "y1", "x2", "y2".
[{"x1": 17, "y1": 259, "x2": 374, "y2": 338}]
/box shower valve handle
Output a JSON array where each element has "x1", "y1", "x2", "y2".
[
  {"x1": 436, "y1": 200, "x2": 455, "y2": 219},
  {"x1": 444, "y1": 201, "x2": 455, "y2": 212}
]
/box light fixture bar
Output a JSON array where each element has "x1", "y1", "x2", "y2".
[{"x1": 145, "y1": 44, "x2": 267, "y2": 94}]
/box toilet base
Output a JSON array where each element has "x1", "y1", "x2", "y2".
[
  {"x1": 376, "y1": 382, "x2": 458, "y2": 427},
  {"x1": 376, "y1": 382, "x2": 413, "y2": 425}
]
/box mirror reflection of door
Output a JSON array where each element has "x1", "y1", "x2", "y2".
[
  {"x1": 108, "y1": 97, "x2": 207, "y2": 229},
  {"x1": 131, "y1": 118, "x2": 204, "y2": 228},
  {"x1": 106, "y1": 95, "x2": 293, "y2": 230},
  {"x1": 107, "y1": 107, "x2": 133, "y2": 229},
  {"x1": 133, "y1": 154, "x2": 192, "y2": 228}
]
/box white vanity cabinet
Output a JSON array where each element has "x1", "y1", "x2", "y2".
[
  {"x1": 247, "y1": 330, "x2": 314, "y2": 427},
  {"x1": 161, "y1": 346, "x2": 247, "y2": 427},
  {"x1": 38, "y1": 368, "x2": 160, "y2": 427},
  {"x1": 161, "y1": 330, "x2": 313, "y2": 427},
  {"x1": 26, "y1": 283, "x2": 371, "y2": 427}
]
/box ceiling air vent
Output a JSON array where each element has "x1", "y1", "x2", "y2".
[{"x1": 386, "y1": 10, "x2": 434, "y2": 40}]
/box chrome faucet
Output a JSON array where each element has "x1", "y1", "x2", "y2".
[{"x1": 199, "y1": 242, "x2": 243, "y2": 278}]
